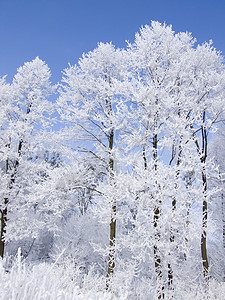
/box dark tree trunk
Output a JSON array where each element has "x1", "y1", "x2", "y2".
[
  {"x1": 0, "y1": 200, "x2": 7, "y2": 258},
  {"x1": 194, "y1": 111, "x2": 209, "y2": 278},
  {"x1": 106, "y1": 124, "x2": 116, "y2": 289},
  {"x1": 0, "y1": 102, "x2": 31, "y2": 258},
  {"x1": 201, "y1": 164, "x2": 209, "y2": 278},
  {"x1": 168, "y1": 139, "x2": 182, "y2": 287},
  {"x1": 200, "y1": 112, "x2": 209, "y2": 278},
  {"x1": 152, "y1": 129, "x2": 164, "y2": 299},
  {"x1": 0, "y1": 138, "x2": 23, "y2": 258}
]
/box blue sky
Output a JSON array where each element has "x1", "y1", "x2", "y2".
[{"x1": 1, "y1": 0, "x2": 225, "y2": 83}]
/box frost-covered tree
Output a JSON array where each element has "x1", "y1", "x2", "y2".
[
  {"x1": 0, "y1": 57, "x2": 56, "y2": 257},
  {"x1": 56, "y1": 22, "x2": 225, "y2": 298},
  {"x1": 125, "y1": 22, "x2": 195, "y2": 293},
  {"x1": 1, "y1": 21, "x2": 225, "y2": 300},
  {"x1": 208, "y1": 127, "x2": 225, "y2": 281},
  {"x1": 114, "y1": 21, "x2": 225, "y2": 297},
  {"x1": 57, "y1": 42, "x2": 130, "y2": 287},
  {"x1": 0, "y1": 76, "x2": 13, "y2": 258}
]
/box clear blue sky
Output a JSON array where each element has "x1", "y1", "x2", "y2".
[{"x1": 1, "y1": 0, "x2": 225, "y2": 83}]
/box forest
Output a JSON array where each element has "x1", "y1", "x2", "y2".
[{"x1": 1, "y1": 21, "x2": 225, "y2": 299}]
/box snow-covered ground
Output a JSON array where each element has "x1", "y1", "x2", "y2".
[{"x1": 1, "y1": 250, "x2": 225, "y2": 300}]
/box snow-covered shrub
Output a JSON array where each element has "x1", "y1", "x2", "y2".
[{"x1": 0, "y1": 249, "x2": 118, "y2": 300}]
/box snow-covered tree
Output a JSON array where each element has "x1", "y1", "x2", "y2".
[
  {"x1": 208, "y1": 127, "x2": 225, "y2": 281},
  {"x1": 115, "y1": 21, "x2": 225, "y2": 296},
  {"x1": 56, "y1": 22, "x2": 225, "y2": 297},
  {"x1": 0, "y1": 57, "x2": 56, "y2": 257},
  {"x1": 1, "y1": 21, "x2": 225, "y2": 300},
  {"x1": 0, "y1": 76, "x2": 13, "y2": 258},
  {"x1": 57, "y1": 42, "x2": 130, "y2": 287}
]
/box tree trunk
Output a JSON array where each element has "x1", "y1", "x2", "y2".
[
  {"x1": 195, "y1": 111, "x2": 209, "y2": 278},
  {"x1": 153, "y1": 130, "x2": 164, "y2": 299},
  {"x1": 201, "y1": 165, "x2": 209, "y2": 278},
  {"x1": 106, "y1": 127, "x2": 116, "y2": 289},
  {"x1": 143, "y1": 146, "x2": 148, "y2": 170},
  {"x1": 154, "y1": 207, "x2": 164, "y2": 299},
  {"x1": 168, "y1": 139, "x2": 182, "y2": 287},
  {"x1": 201, "y1": 112, "x2": 209, "y2": 278},
  {"x1": 183, "y1": 172, "x2": 193, "y2": 260},
  {"x1": 0, "y1": 201, "x2": 7, "y2": 258},
  {"x1": 0, "y1": 139, "x2": 23, "y2": 258},
  {"x1": 0, "y1": 101, "x2": 31, "y2": 258}
]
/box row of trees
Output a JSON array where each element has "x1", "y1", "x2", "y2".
[{"x1": 1, "y1": 21, "x2": 225, "y2": 299}]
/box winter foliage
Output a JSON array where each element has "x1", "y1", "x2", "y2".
[{"x1": 1, "y1": 21, "x2": 225, "y2": 299}]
